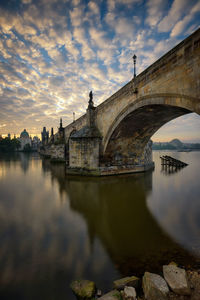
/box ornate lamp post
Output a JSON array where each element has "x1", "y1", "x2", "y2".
[{"x1": 133, "y1": 54, "x2": 137, "y2": 78}]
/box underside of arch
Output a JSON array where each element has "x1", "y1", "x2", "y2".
[{"x1": 103, "y1": 104, "x2": 191, "y2": 166}]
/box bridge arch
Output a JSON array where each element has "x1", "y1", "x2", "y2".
[{"x1": 102, "y1": 94, "x2": 200, "y2": 165}]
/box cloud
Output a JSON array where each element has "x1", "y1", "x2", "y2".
[
  {"x1": 105, "y1": 12, "x2": 136, "y2": 42},
  {"x1": 146, "y1": 0, "x2": 167, "y2": 27},
  {"x1": 70, "y1": 6, "x2": 84, "y2": 27},
  {"x1": 115, "y1": 18, "x2": 135, "y2": 38},
  {"x1": 158, "y1": 0, "x2": 192, "y2": 33},
  {"x1": 89, "y1": 27, "x2": 110, "y2": 49},
  {"x1": 22, "y1": 0, "x2": 32, "y2": 3},
  {"x1": 48, "y1": 76, "x2": 65, "y2": 87},
  {"x1": 97, "y1": 48, "x2": 116, "y2": 65},
  {"x1": 170, "y1": 2, "x2": 200, "y2": 37},
  {"x1": 107, "y1": 0, "x2": 141, "y2": 11},
  {"x1": 88, "y1": 1, "x2": 100, "y2": 15},
  {"x1": 72, "y1": 27, "x2": 95, "y2": 60}
]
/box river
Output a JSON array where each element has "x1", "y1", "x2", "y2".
[{"x1": 0, "y1": 151, "x2": 200, "y2": 299}]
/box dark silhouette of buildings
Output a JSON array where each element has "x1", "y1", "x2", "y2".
[{"x1": 41, "y1": 127, "x2": 49, "y2": 145}]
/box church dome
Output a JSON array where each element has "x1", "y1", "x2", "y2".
[{"x1": 20, "y1": 129, "x2": 29, "y2": 138}]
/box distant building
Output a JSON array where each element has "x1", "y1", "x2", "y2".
[
  {"x1": 32, "y1": 136, "x2": 40, "y2": 151},
  {"x1": 49, "y1": 127, "x2": 54, "y2": 143},
  {"x1": 18, "y1": 129, "x2": 32, "y2": 151},
  {"x1": 41, "y1": 127, "x2": 49, "y2": 145}
]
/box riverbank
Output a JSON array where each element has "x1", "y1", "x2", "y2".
[{"x1": 70, "y1": 264, "x2": 200, "y2": 300}]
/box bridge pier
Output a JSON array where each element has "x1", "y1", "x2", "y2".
[
  {"x1": 66, "y1": 92, "x2": 102, "y2": 175},
  {"x1": 65, "y1": 92, "x2": 154, "y2": 176},
  {"x1": 66, "y1": 150, "x2": 154, "y2": 176}
]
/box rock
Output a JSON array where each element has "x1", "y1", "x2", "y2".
[
  {"x1": 113, "y1": 276, "x2": 139, "y2": 290},
  {"x1": 97, "y1": 289, "x2": 102, "y2": 297},
  {"x1": 70, "y1": 280, "x2": 96, "y2": 299},
  {"x1": 163, "y1": 265, "x2": 191, "y2": 295},
  {"x1": 122, "y1": 286, "x2": 137, "y2": 299},
  {"x1": 142, "y1": 272, "x2": 169, "y2": 300},
  {"x1": 98, "y1": 290, "x2": 121, "y2": 300},
  {"x1": 169, "y1": 261, "x2": 178, "y2": 267}
]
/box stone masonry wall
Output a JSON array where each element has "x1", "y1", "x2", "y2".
[
  {"x1": 69, "y1": 138, "x2": 100, "y2": 169},
  {"x1": 50, "y1": 144, "x2": 65, "y2": 161},
  {"x1": 138, "y1": 140, "x2": 153, "y2": 165}
]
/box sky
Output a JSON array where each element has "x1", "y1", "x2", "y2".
[{"x1": 0, "y1": 0, "x2": 200, "y2": 142}]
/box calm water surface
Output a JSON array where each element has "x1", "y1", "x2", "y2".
[{"x1": 0, "y1": 151, "x2": 200, "y2": 299}]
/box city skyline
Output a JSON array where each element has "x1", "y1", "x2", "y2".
[{"x1": 0, "y1": 0, "x2": 200, "y2": 142}]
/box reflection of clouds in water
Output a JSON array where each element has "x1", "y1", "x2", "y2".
[
  {"x1": 148, "y1": 151, "x2": 200, "y2": 256},
  {"x1": 0, "y1": 154, "x2": 118, "y2": 298},
  {"x1": 0, "y1": 160, "x2": 85, "y2": 279}
]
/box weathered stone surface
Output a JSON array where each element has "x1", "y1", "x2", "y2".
[
  {"x1": 142, "y1": 272, "x2": 169, "y2": 300},
  {"x1": 69, "y1": 136, "x2": 101, "y2": 169},
  {"x1": 168, "y1": 261, "x2": 178, "y2": 267},
  {"x1": 122, "y1": 286, "x2": 137, "y2": 300},
  {"x1": 40, "y1": 144, "x2": 65, "y2": 160},
  {"x1": 70, "y1": 279, "x2": 96, "y2": 299},
  {"x1": 163, "y1": 265, "x2": 191, "y2": 295},
  {"x1": 113, "y1": 276, "x2": 139, "y2": 290},
  {"x1": 98, "y1": 290, "x2": 121, "y2": 300}
]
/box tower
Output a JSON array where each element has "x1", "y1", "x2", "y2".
[
  {"x1": 60, "y1": 118, "x2": 63, "y2": 129},
  {"x1": 58, "y1": 118, "x2": 64, "y2": 139},
  {"x1": 50, "y1": 127, "x2": 54, "y2": 143},
  {"x1": 41, "y1": 127, "x2": 49, "y2": 145}
]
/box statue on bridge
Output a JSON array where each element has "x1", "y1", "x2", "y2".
[{"x1": 88, "y1": 91, "x2": 94, "y2": 108}]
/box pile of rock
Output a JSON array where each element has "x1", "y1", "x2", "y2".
[
  {"x1": 143, "y1": 264, "x2": 190, "y2": 300},
  {"x1": 70, "y1": 263, "x2": 192, "y2": 300}
]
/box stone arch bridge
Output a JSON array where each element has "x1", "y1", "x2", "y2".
[{"x1": 53, "y1": 28, "x2": 200, "y2": 175}]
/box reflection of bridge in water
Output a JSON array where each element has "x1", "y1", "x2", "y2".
[{"x1": 43, "y1": 159, "x2": 198, "y2": 276}]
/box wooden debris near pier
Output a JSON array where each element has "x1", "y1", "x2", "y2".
[{"x1": 160, "y1": 155, "x2": 188, "y2": 168}]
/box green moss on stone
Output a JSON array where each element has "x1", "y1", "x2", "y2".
[
  {"x1": 113, "y1": 276, "x2": 140, "y2": 290},
  {"x1": 70, "y1": 280, "x2": 96, "y2": 299}
]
